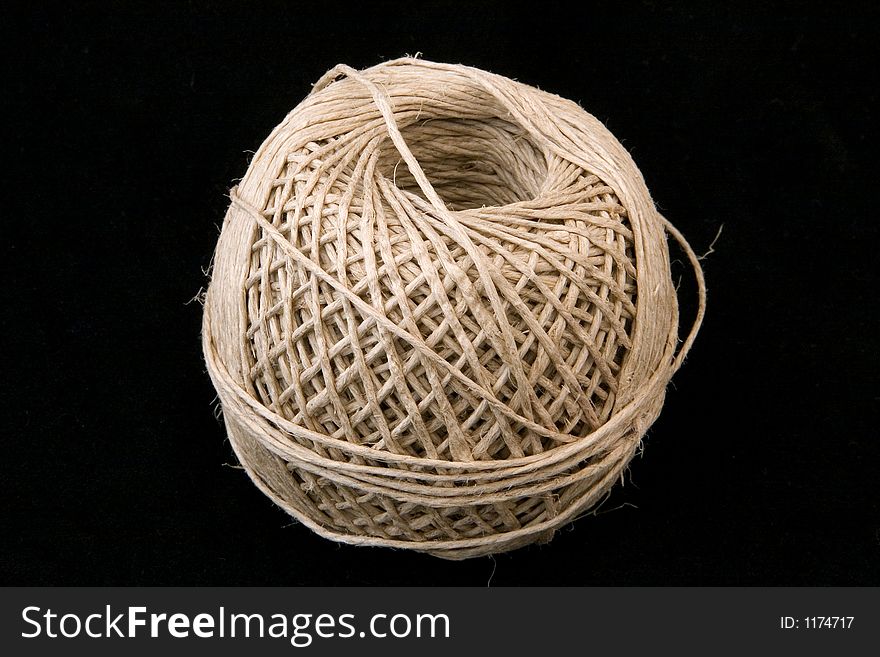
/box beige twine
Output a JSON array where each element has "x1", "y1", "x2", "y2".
[{"x1": 202, "y1": 58, "x2": 706, "y2": 560}]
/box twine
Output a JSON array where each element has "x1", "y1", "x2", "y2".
[{"x1": 202, "y1": 58, "x2": 706, "y2": 559}]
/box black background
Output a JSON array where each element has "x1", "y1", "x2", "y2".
[{"x1": 2, "y1": 1, "x2": 878, "y2": 586}]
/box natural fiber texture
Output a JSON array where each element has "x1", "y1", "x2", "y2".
[{"x1": 202, "y1": 58, "x2": 705, "y2": 559}]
